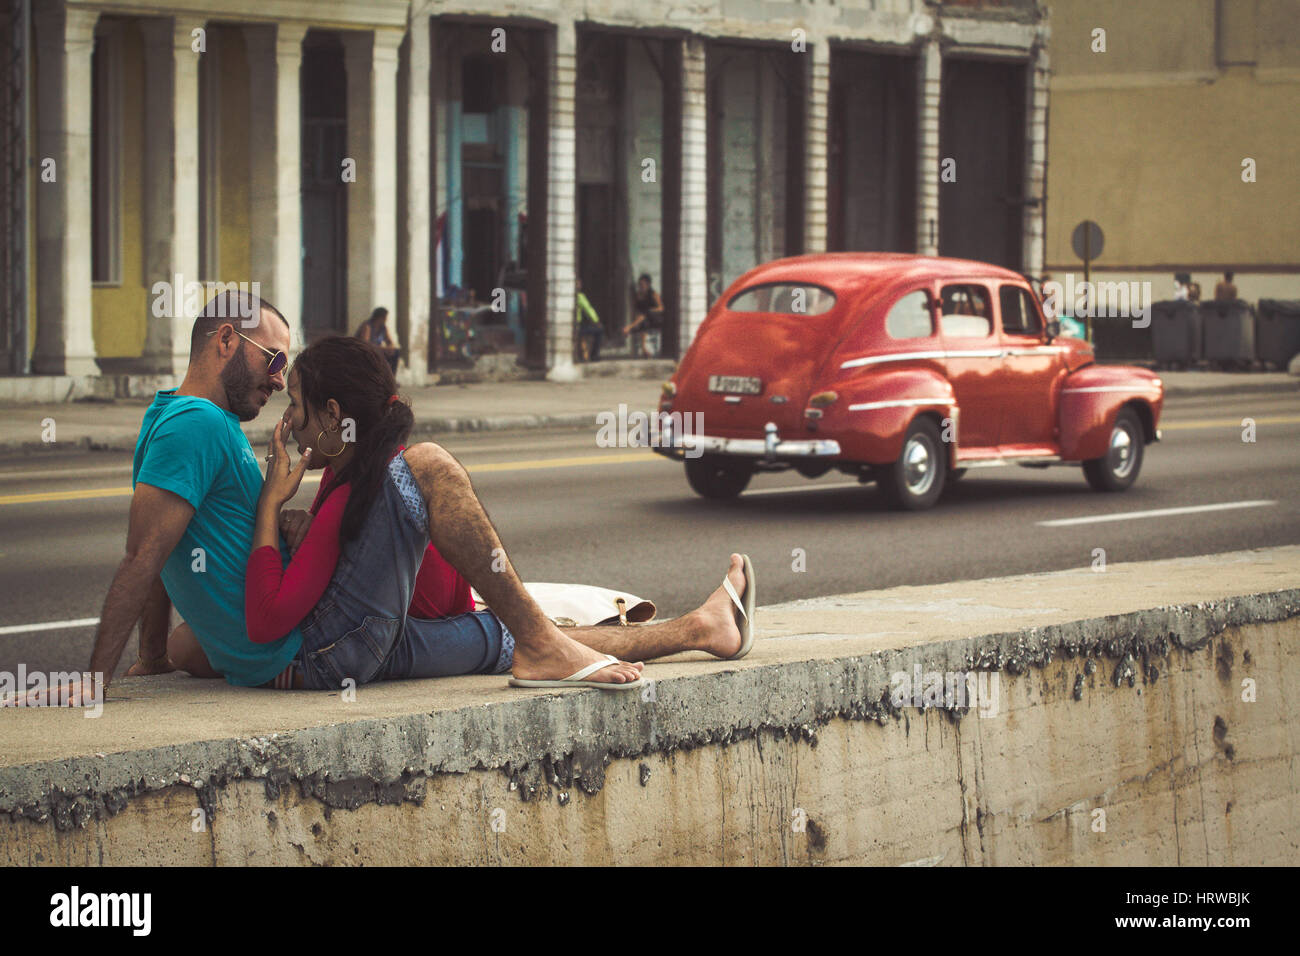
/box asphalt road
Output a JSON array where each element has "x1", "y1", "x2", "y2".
[{"x1": 1, "y1": 391, "x2": 1296, "y2": 677}]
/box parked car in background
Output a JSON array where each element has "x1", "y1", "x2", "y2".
[{"x1": 654, "y1": 253, "x2": 1164, "y2": 509}]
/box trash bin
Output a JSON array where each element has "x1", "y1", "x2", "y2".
[
  {"x1": 1255, "y1": 299, "x2": 1300, "y2": 370},
  {"x1": 1200, "y1": 299, "x2": 1256, "y2": 369},
  {"x1": 1150, "y1": 300, "x2": 1202, "y2": 369}
]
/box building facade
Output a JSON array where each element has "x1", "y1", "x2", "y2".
[{"x1": 0, "y1": 0, "x2": 1050, "y2": 396}]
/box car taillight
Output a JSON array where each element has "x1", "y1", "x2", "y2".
[{"x1": 809, "y1": 391, "x2": 838, "y2": 407}]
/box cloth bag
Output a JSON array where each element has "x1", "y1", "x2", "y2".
[{"x1": 470, "y1": 583, "x2": 656, "y2": 627}]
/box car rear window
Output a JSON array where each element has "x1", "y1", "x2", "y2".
[{"x1": 727, "y1": 283, "x2": 836, "y2": 316}]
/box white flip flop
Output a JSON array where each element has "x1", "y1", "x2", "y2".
[
  {"x1": 724, "y1": 554, "x2": 757, "y2": 660},
  {"x1": 509, "y1": 653, "x2": 644, "y2": 691}
]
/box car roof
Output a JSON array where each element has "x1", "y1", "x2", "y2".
[{"x1": 729, "y1": 253, "x2": 1030, "y2": 297}]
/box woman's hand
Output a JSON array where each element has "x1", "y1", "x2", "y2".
[
  {"x1": 261, "y1": 421, "x2": 312, "y2": 510},
  {"x1": 279, "y1": 508, "x2": 314, "y2": 554}
]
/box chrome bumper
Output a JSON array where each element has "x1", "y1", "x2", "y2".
[{"x1": 652, "y1": 418, "x2": 841, "y2": 461}]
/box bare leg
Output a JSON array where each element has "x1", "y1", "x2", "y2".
[
  {"x1": 167, "y1": 623, "x2": 222, "y2": 679},
  {"x1": 563, "y1": 554, "x2": 747, "y2": 661},
  {"x1": 403, "y1": 443, "x2": 642, "y2": 684}
]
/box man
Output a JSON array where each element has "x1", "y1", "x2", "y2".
[
  {"x1": 19, "y1": 291, "x2": 750, "y2": 705},
  {"x1": 575, "y1": 279, "x2": 603, "y2": 362},
  {"x1": 1214, "y1": 271, "x2": 1238, "y2": 302}
]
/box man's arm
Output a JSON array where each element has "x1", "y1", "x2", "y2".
[
  {"x1": 125, "y1": 576, "x2": 173, "y2": 675},
  {"x1": 87, "y1": 483, "x2": 194, "y2": 690}
]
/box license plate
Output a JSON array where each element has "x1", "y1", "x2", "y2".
[{"x1": 708, "y1": 375, "x2": 762, "y2": 395}]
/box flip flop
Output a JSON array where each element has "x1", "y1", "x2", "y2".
[
  {"x1": 724, "y1": 554, "x2": 757, "y2": 660},
  {"x1": 508, "y1": 653, "x2": 644, "y2": 691}
]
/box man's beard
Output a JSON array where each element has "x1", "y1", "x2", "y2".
[{"x1": 220, "y1": 347, "x2": 262, "y2": 422}]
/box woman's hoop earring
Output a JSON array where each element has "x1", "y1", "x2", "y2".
[{"x1": 316, "y1": 428, "x2": 346, "y2": 458}]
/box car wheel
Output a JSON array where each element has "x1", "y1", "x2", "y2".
[
  {"x1": 879, "y1": 417, "x2": 946, "y2": 510},
  {"x1": 1082, "y1": 408, "x2": 1144, "y2": 492},
  {"x1": 685, "y1": 455, "x2": 753, "y2": 499}
]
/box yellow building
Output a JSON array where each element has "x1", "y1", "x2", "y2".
[{"x1": 1045, "y1": 0, "x2": 1300, "y2": 306}]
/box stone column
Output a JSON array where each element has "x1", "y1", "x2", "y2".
[
  {"x1": 275, "y1": 25, "x2": 307, "y2": 346},
  {"x1": 403, "y1": 10, "x2": 431, "y2": 385},
  {"x1": 32, "y1": 2, "x2": 98, "y2": 376},
  {"x1": 1022, "y1": 42, "x2": 1050, "y2": 277},
  {"x1": 244, "y1": 23, "x2": 305, "y2": 348},
  {"x1": 544, "y1": 20, "x2": 578, "y2": 382},
  {"x1": 678, "y1": 35, "x2": 708, "y2": 349},
  {"x1": 916, "y1": 38, "x2": 941, "y2": 257},
  {"x1": 169, "y1": 17, "x2": 203, "y2": 367},
  {"x1": 803, "y1": 39, "x2": 830, "y2": 255},
  {"x1": 370, "y1": 31, "x2": 401, "y2": 332},
  {"x1": 343, "y1": 33, "x2": 374, "y2": 329}
]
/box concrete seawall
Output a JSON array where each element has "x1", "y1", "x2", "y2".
[{"x1": 2, "y1": 547, "x2": 1297, "y2": 865}]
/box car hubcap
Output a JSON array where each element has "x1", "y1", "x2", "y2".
[
  {"x1": 903, "y1": 435, "x2": 936, "y2": 495},
  {"x1": 1109, "y1": 424, "x2": 1135, "y2": 478}
]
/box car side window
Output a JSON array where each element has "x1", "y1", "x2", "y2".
[
  {"x1": 939, "y1": 284, "x2": 993, "y2": 337},
  {"x1": 1000, "y1": 286, "x2": 1043, "y2": 335},
  {"x1": 884, "y1": 290, "x2": 933, "y2": 340}
]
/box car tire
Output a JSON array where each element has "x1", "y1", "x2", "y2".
[
  {"x1": 685, "y1": 455, "x2": 753, "y2": 499},
  {"x1": 1082, "y1": 408, "x2": 1144, "y2": 492},
  {"x1": 879, "y1": 417, "x2": 946, "y2": 510}
]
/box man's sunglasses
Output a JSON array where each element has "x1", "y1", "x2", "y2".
[{"x1": 207, "y1": 327, "x2": 288, "y2": 375}]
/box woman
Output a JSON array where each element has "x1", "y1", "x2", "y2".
[
  {"x1": 247, "y1": 337, "x2": 513, "y2": 689},
  {"x1": 357, "y1": 306, "x2": 400, "y2": 373},
  {"x1": 623, "y1": 274, "x2": 663, "y2": 358}
]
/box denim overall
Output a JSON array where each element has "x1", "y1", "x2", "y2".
[{"x1": 293, "y1": 453, "x2": 514, "y2": 690}]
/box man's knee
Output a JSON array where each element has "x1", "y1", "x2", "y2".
[{"x1": 404, "y1": 441, "x2": 463, "y2": 484}]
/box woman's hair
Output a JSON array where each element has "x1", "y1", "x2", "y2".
[
  {"x1": 290, "y1": 336, "x2": 414, "y2": 543},
  {"x1": 368, "y1": 307, "x2": 388, "y2": 324},
  {"x1": 637, "y1": 273, "x2": 652, "y2": 286}
]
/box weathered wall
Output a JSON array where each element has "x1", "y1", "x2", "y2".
[{"x1": 3, "y1": 587, "x2": 1296, "y2": 866}]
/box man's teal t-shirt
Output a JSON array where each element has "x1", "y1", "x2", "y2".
[{"x1": 132, "y1": 390, "x2": 302, "y2": 686}]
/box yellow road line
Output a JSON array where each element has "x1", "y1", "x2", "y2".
[
  {"x1": 1160, "y1": 415, "x2": 1300, "y2": 430},
  {"x1": 3, "y1": 416, "x2": 1296, "y2": 506},
  {"x1": 0, "y1": 452, "x2": 657, "y2": 504}
]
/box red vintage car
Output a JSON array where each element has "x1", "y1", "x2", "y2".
[{"x1": 654, "y1": 253, "x2": 1164, "y2": 509}]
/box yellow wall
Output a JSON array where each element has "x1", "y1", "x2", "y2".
[
  {"x1": 1045, "y1": 0, "x2": 1300, "y2": 270},
  {"x1": 91, "y1": 21, "x2": 148, "y2": 358}
]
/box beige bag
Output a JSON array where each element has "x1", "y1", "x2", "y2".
[{"x1": 471, "y1": 583, "x2": 656, "y2": 627}]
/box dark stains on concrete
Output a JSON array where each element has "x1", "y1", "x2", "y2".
[{"x1": 3, "y1": 590, "x2": 1296, "y2": 831}]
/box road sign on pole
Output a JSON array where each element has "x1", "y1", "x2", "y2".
[{"x1": 1072, "y1": 220, "x2": 1104, "y2": 343}]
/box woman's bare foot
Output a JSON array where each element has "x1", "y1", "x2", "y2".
[
  {"x1": 512, "y1": 624, "x2": 645, "y2": 685},
  {"x1": 692, "y1": 553, "x2": 747, "y2": 659}
]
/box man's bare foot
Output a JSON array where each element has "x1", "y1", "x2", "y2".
[
  {"x1": 512, "y1": 625, "x2": 645, "y2": 685},
  {"x1": 693, "y1": 553, "x2": 748, "y2": 659}
]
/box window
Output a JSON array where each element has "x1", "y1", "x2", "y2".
[
  {"x1": 91, "y1": 25, "x2": 121, "y2": 285},
  {"x1": 938, "y1": 284, "x2": 992, "y2": 337},
  {"x1": 884, "y1": 290, "x2": 933, "y2": 339},
  {"x1": 727, "y1": 283, "x2": 836, "y2": 316},
  {"x1": 999, "y1": 286, "x2": 1042, "y2": 335}
]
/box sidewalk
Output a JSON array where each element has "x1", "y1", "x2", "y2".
[{"x1": 0, "y1": 367, "x2": 1294, "y2": 455}]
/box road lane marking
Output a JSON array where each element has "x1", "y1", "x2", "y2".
[
  {"x1": 0, "y1": 617, "x2": 99, "y2": 636},
  {"x1": 0, "y1": 453, "x2": 655, "y2": 504},
  {"x1": 1160, "y1": 415, "x2": 1300, "y2": 430},
  {"x1": 1037, "y1": 500, "x2": 1276, "y2": 528},
  {"x1": 745, "y1": 481, "x2": 863, "y2": 497}
]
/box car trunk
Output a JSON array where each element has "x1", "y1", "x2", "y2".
[{"x1": 675, "y1": 312, "x2": 833, "y2": 436}]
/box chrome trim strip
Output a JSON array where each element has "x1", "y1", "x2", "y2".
[
  {"x1": 840, "y1": 350, "x2": 949, "y2": 369},
  {"x1": 1061, "y1": 385, "x2": 1162, "y2": 393},
  {"x1": 959, "y1": 454, "x2": 1063, "y2": 469},
  {"x1": 847, "y1": 398, "x2": 955, "y2": 412},
  {"x1": 840, "y1": 346, "x2": 1068, "y2": 370}
]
